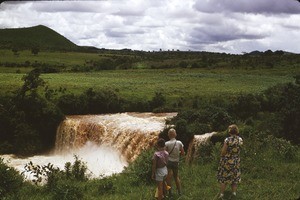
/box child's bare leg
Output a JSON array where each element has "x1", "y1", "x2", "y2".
[{"x1": 157, "y1": 181, "x2": 164, "y2": 200}]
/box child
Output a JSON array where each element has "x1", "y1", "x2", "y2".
[{"x1": 152, "y1": 138, "x2": 169, "y2": 200}]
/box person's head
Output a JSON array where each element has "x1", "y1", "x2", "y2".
[
  {"x1": 228, "y1": 124, "x2": 239, "y2": 135},
  {"x1": 168, "y1": 128, "x2": 177, "y2": 139},
  {"x1": 156, "y1": 138, "x2": 165, "y2": 149}
]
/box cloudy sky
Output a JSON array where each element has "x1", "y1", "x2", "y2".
[{"x1": 1, "y1": 0, "x2": 300, "y2": 54}]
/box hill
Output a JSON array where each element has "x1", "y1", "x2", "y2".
[{"x1": 0, "y1": 25, "x2": 80, "y2": 51}]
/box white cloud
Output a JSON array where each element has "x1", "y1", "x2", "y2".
[
  {"x1": 194, "y1": 0, "x2": 300, "y2": 14},
  {"x1": 0, "y1": 0, "x2": 300, "y2": 53}
]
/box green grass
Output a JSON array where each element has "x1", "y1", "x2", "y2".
[
  {"x1": 0, "y1": 69, "x2": 295, "y2": 103},
  {"x1": 11, "y1": 155, "x2": 299, "y2": 200}
]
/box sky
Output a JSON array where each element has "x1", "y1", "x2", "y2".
[{"x1": 1, "y1": 0, "x2": 300, "y2": 54}]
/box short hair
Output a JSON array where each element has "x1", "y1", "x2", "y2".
[
  {"x1": 168, "y1": 128, "x2": 177, "y2": 138},
  {"x1": 228, "y1": 124, "x2": 239, "y2": 135},
  {"x1": 157, "y1": 138, "x2": 165, "y2": 148}
]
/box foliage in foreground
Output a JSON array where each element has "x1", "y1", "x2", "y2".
[
  {"x1": 1, "y1": 128, "x2": 299, "y2": 200},
  {"x1": 0, "y1": 158, "x2": 24, "y2": 199}
]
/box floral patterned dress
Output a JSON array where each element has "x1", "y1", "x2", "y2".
[{"x1": 217, "y1": 135, "x2": 243, "y2": 184}]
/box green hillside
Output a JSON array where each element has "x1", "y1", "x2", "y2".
[{"x1": 0, "y1": 25, "x2": 80, "y2": 51}]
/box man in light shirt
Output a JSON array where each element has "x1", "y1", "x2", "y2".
[{"x1": 165, "y1": 128, "x2": 185, "y2": 196}]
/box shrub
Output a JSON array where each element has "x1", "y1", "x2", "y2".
[
  {"x1": 23, "y1": 155, "x2": 88, "y2": 188},
  {"x1": 66, "y1": 155, "x2": 88, "y2": 181},
  {"x1": 52, "y1": 180, "x2": 84, "y2": 200},
  {"x1": 56, "y1": 93, "x2": 86, "y2": 114},
  {"x1": 123, "y1": 99, "x2": 150, "y2": 112},
  {"x1": 83, "y1": 88, "x2": 123, "y2": 114},
  {"x1": 0, "y1": 158, "x2": 24, "y2": 198},
  {"x1": 97, "y1": 177, "x2": 116, "y2": 195},
  {"x1": 230, "y1": 93, "x2": 261, "y2": 120},
  {"x1": 264, "y1": 135, "x2": 298, "y2": 161},
  {"x1": 194, "y1": 141, "x2": 214, "y2": 163},
  {"x1": 124, "y1": 148, "x2": 154, "y2": 185},
  {"x1": 149, "y1": 92, "x2": 166, "y2": 110},
  {"x1": 209, "y1": 107, "x2": 233, "y2": 131},
  {"x1": 260, "y1": 83, "x2": 300, "y2": 144},
  {"x1": 241, "y1": 129, "x2": 298, "y2": 162}
]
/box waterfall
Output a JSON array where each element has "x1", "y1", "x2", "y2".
[
  {"x1": 2, "y1": 112, "x2": 176, "y2": 180},
  {"x1": 55, "y1": 112, "x2": 177, "y2": 162},
  {"x1": 185, "y1": 132, "x2": 217, "y2": 163}
]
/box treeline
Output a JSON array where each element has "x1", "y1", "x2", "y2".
[{"x1": 2, "y1": 48, "x2": 300, "y2": 72}]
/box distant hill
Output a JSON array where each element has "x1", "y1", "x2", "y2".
[{"x1": 0, "y1": 25, "x2": 80, "y2": 51}]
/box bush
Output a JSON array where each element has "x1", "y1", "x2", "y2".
[
  {"x1": 52, "y1": 180, "x2": 84, "y2": 200},
  {"x1": 124, "y1": 148, "x2": 154, "y2": 185},
  {"x1": 230, "y1": 93, "x2": 261, "y2": 121},
  {"x1": 56, "y1": 93, "x2": 86, "y2": 114},
  {"x1": 265, "y1": 135, "x2": 298, "y2": 161},
  {"x1": 0, "y1": 158, "x2": 24, "y2": 198},
  {"x1": 123, "y1": 99, "x2": 150, "y2": 112},
  {"x1": 260, "y1": 83, "x2": 300, "y2": 144},
  {"x1": 149, "y1": 92, "x2": 166, "y2": 110},
  {"x1": 194, "y1": 141, "x2": 214, "y2": 163},
  {"x1": 65, "y1": 155, "x2": 88, "y2": 182},
  {"x1": 23, "y1": 155, "x2": 88, "y2": 188},
  {"x1": 83, "y1": 88, "x2": 123, "y2": 114},
  {"x1": 97, "y1": 177, "x2": 116, "y2": 195},
  {"x1": 240, "y1": 129, "x2": 298, "y2": 162}
]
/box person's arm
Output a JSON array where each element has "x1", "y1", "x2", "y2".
[
  {"x1": 180, "y1": 146, "x2": 185, "y2": 156},
  {"x1": 151, "y1": 157, "x2": 156, "y2": 180},
  {"x1": 221, "y1": 142, "x2": 228, "y2": 156}
]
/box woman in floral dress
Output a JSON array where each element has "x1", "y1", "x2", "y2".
[{"x1": 217, "y1": 124, "x2": 243, "y2": 198}]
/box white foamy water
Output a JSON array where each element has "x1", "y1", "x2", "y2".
[{"x1": 2, "y1": 142, "x2": 127, "y2": 182}]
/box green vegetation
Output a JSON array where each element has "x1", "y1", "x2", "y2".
[
  {"x1": 1, "y1": 131, "x2": 299, "y2": 200},
  {"x1": 0, "y1": 72, "x2": 299, "y2": 199},
  {"x1": 0, "y1": 69, "x2": 296, "y2": 103},
  {"x1": 0, "y1": 25, "x2": 299, "y2": 199}
]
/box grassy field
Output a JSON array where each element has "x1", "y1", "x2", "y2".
[
  {"x1": 0, "y1": 68, "x2": 296, "y2": 103},
  {"x1": 0, "y1": 49, "x2": 99, "y2": 68}
]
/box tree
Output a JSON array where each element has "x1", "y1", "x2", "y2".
[
  {"x1": 6, "y1": 69, "x2": 65, "y2": 154},
  {"x1": 17, "y1": 68, "x2": 45, "y2": 98}
]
